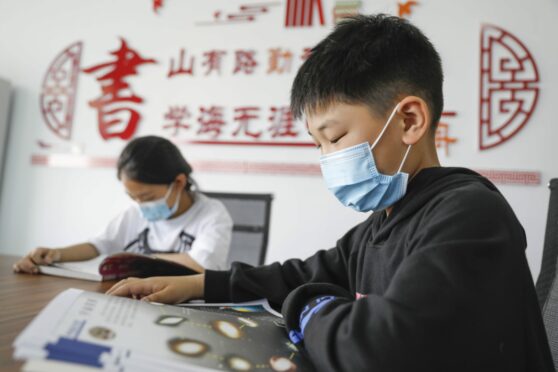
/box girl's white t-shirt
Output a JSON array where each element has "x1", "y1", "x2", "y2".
[{"x1": 88, "y1": 193, "x2": 233, "y2": 270}]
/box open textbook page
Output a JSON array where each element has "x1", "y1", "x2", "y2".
[
  {"x1": 38, "y1": 256, "x2": 106, "y2": 281},
  {"x1": 14, "y1": 289, "x2": 314, "y2": 372}
]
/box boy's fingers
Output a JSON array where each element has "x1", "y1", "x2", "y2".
[
  {"x1": 106, "y1": 282, "x2": 133, "y2": 297},
  {"x1": 106, "y1": 279, "x2": 130, "y2": 295},
  {"x1": 108, "y1": 277, "x2": 132, "y2": 293},
  {"x1": 141, "y1": 288, "x2": 168, "y2": 303},
  {"x1": 107, "y1": 278, "x2": 147, "y2": 297}
]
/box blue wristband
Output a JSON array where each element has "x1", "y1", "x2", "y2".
[{"x1": 288, "y1": 295, "x2": 337, "y2": 344}]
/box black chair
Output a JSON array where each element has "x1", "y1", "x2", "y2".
[
  {"x1": 535, "y1": 178, "x2": 558, "y2": 369},
  {"x1": 204, "y1": 192, "x2": 273, "y2": 267}
]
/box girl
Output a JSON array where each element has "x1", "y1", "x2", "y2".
[{"x1": 13, "y1": 136, "x2": 233, "y2": 274}]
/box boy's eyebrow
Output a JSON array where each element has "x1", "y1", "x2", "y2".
[
  {"x1": 307, "y1": 119, "x2": 340, "y2": 138},
  {"x1": 317, "y1": 119, "x2": 339, "y2": 131}
]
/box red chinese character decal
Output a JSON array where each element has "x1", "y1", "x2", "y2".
[
  {"x1": 168, "y1": 48, "x2": 194, "y2": 78},
  {"x1": 301, "y1": 47, "x2": 312, "y2": 62},
  {"x1": 285, "y1": 0, "x2": 325, "y2": 27},
  {"x1": 332, "y1": 1, "x2": 361, "y2": 24},
  {"x1": 233, "y1": 50, "x2": 258, "y2": 74},
  {"x1": 435, "y1": 112, "x2": 458, "y2": 156},
  {"x1": 398, "y1": 1, "x2": 418, "y2": 18},
  {"x1": 479, "y1": 25, "x2": 540, "y2": 150},
  {"x1": 233, "y1": 107, "x2": 262, "y2": 138},
  {"x1": 163, "y1": 106, "x2": 191, "y2": 137},
  {"x1": 83, "y1": 38, "x2": 156, "y2": 140},
  {"x1": 197, "y1": 2, "x2": 281, "y2": 26},
  {"x1": 267, "y1": 48, "x2": 293, "y2": 74},
  {"x1": 40, "y1": 41, "x2": 83, "y2": 140},
  {"x1": 226, "y1": 4, "x2": 274, "y2": 22},
  {"x1": 268, "y1": 106, "x2": 298, "y2": 138},
  {"x1": 198, "y1": 106, "x2": 226, "y2": 138},
  {"x1": 153, "y1": 0, "x2": 164, "y2": 14},
  {"x1": 202, "y1": 50, "x2": 227, "y2": 75}
]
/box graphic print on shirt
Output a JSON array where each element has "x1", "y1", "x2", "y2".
[{"x1": 123, "y1": 228, "x2": 196, "y2": 254}]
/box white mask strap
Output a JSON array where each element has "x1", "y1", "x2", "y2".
[
  {"x1": 164, "y1": 182, "x2": 175, "y2": 199},
  {"x1": 397, "y1": 145, "x2": 412, "y2": 173},
  {"x1": 370, "y1": 103, "x2": 400, "y2": 150}
]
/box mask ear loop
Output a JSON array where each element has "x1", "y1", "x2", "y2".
[
  {"x1": 167, "y1": 182, "x2": 182, "y2": 215},
  {"x1": 370, "y1": 103, "x2": 401, "y2": 150},
  {"x1": 164, "y1": 182, "x2": 175, "y2": 199},
  {"x1": 397, "y1": 145, "x2": 412, "y2": 173}
]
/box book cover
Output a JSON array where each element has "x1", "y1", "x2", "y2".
[{"x1": 38, "y1": 253, "x2": 199, "y2": 282}]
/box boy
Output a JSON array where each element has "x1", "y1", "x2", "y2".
[{"x1": 107, "y1": 15, "x2": 553, "y2": 371}]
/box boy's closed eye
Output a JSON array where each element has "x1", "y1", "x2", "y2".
[{"x1": 329, "y1": 134, "x2": 346, "y2": 144}]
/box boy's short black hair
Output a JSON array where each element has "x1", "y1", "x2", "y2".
[{"x1": 291, "y1": 14, "x2": 444, "y2": 131}]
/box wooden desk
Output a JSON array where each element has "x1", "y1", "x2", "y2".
[{"x1": 0, "y1": 255, "x2": 116, "y2": 371}]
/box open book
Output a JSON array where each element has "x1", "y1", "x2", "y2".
[
  {"x1": 14, "y1": 289, "x2": 315, "y2": 371},
  {"x1": 38, "y1": 253, "x2": 198, "y2": 281}
]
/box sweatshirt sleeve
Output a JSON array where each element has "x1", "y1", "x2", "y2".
[
  {"x1": 281, "y1": 186, "x2": 547, "y2": 371},
  {"x1": 204, "y1": 221, "x2": 365, "y2": 308}
]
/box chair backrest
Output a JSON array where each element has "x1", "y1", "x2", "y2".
[
  {"x1": 204, "y1": 191, "x2": 273, "y2": 267},
  {"x1": 535, "y1": 178, "x2": 558, "y2": 369}
]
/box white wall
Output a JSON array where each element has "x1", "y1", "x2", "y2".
[{"x1": 0, "y1": 0, "x2": 556, "y2": 279}]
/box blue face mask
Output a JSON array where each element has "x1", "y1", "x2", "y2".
[
  {"x1": 138, "y1": 183, "x2": 181, "y2": 222},
  {"x1": 319, "y1": 104, "x2": 412, "y2": 213}
]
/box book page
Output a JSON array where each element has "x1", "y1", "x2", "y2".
[
  {"x1": 14, "y1": 289, "x2": 314, "y2": 371},
  {"x1": 179, "y1": 299, "x2": 283, "y2": 318},
  {"x1": 50, "y1": 255, "x2": 107, "y2": 276}
]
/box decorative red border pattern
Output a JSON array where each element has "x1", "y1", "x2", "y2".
[
  {"x1": 475, "y1": 169, "x2": 540, "y2": 186},
  {"x1": 30, "y1": 154, "x2": 541, "y2": 186}
]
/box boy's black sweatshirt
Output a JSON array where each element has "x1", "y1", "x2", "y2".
[{"x1": 204, "y1": 167, "x2": 554, "y2": 371}]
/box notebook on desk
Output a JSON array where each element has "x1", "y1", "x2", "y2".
[{"x1": 38, "y1": 253, "x2": 198, "y2": 282}]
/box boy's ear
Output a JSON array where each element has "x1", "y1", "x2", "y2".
[{"x1": 398, "y1": 96, "x2": 432, "y2": 145}]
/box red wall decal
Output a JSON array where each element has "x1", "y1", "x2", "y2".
[
  {"x1": 479, "y1": 24, "x2": 540, "y2": 150},
  {"x1": 197, "y1": 3, "x2": 281, "y2": 26},
  {"x1": 285, "y1": 0, "x2": 325, "y2": 27},
  {"x1": 153, "y1": 0, "x2": 164, "y2": 14},
  {"x1": 40, "y1": 41, "x2": 83, "y2": 140},
  {"x1": 435, "y1": 111, "x2": 458, "y2": 156},
  {"x1": 168, "y1": 49, "x2": 194, "y2": 78},
  {"x1": 398, "y1": 1, "x2": 418, "y2": 18},
  {"x1": 29, "y1": 154, "x2": 542, "y2": 186},
  {"x1": 163, "y1": 106, "x2": 191, "y2": 137},
  {"x1": 83, "y1": 38, "x2": 156, "y2": 140}
]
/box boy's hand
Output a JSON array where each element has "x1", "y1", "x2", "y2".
[
  {"x1": 13, "y1": 248, "x2": 61, "y2": 274},
  {"x1": 106, "y1": 274, "x2": 205, "y2": 304}
]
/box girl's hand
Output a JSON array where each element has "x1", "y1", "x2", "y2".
[
  {"x1": 106, "y1": 274, "x2": 205, "y2": 304},
  {"x1": 13, "y1": 248, "x2": 61, "y2": 274}
]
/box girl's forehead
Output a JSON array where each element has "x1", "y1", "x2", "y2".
[{"x1": 122, "y1": 177, "x2": 166, "y2": 193}]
